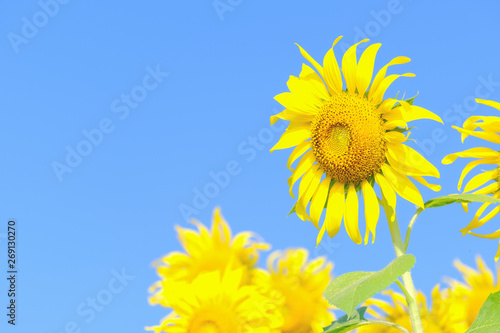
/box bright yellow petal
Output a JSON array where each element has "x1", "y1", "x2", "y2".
[
  {"x1": 442, "y1": 147, "x2": 500, "y2": 164},
  {"x1": 370, "y1": 56, "x2": 411, "y2": 95},
  {"x1": 342, "y1": 39, "x2": 369, "y2": 94},
  {"x1": 270, "y1": 108, "x2": 315, "y2": 125},
  {"x1": 370, "y1": 73, "x2": 415, "y2": 103},
  {"x1": 322, "y1": 36, "x2": 343, "y2": 95},
  {"x1": 295, "y1": 43, "x2": 324, "y2": 77},
  {"x1": 316, "y1": 223, "x2": 327, "y2": 246},
  {"x1": 288, "y1": 64, "x2": 330, "y2": 101},
  {"x1": 270, "y1": 127, "x2": 311, "y2": 152},
  {"x1": 274, "y1": 91, "x2": 320, "y2": 115},
  {"x1": 287, "y1": 141, "x2": 311, "y2": 171},
  {"x1": 467, "y1": 229, "x2": 500, "y2": 239},
  {"x1": 453, "y1": 125, "x2": 500, "y2": 144},
  {"x1": 385, "y1": 130, "x2": 408, "y2": 144},
  {"x1": 362, "y1": 179, "x2": 379, "y2": 244},
  {"x1": 460, "y1": 202, "x2": 491, "y2": 234},
  {"x1": 457, "y1": 158, "x2": 498, "y2": 191},
  {"x1": 387, "y1": 142, "x2": 440, "y2": 178},
  {"x1": 463, "y1": 170, "x2": 497, "y2": 193},
  {"x1": 375, "y1": 173, "x2": 397, "y2": 222},
  {"x1": 473, "y1": 182, "x2": 500, "y2": 195},
  {"x1": 412, "y1": 175, "x2": 441, "y2": 192},
  {"x1": 476, "y1": 98, "x2": 500, "y2": 111},
  {"x1": 399, "y1": 101, "x2": 443, "y2": 124},
  {"x1": 295, "y1": 165, "x2": 320, "y2": 220},
  {"x1": 345, "y1": 184, "x2": 362, "y2": 244},
  {"x1": 325, "y1": 181, "x2": 345, "y2": 237},
  {"x1": 356, "y1": 43, "x2": 381, "y2": 96},
  {"x1": 310, "y1": 177, "x2": 332, "y2": 228},
  {"x1": 287, "y1": 151, "x2": 315, "y2": 198},
  {"x1": 381, "y1": 164, "x2": 424, "y2": 208}
]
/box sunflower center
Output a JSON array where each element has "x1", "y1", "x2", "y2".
[{"x1": 311, "y1": 92, "x2": 387, "y2": 184}]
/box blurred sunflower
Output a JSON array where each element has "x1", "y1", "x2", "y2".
[
  {"x1": 254, "y1": 249, "x2": 334, "y2": 333},
  {"x1": 358, "y1": 287, "x2": 468, "y2": 333},
  {"x1": 445, "y1": 255, "x2": 500, "y2": 326},
  {"x1": 146, "y1": 269, "x2": 283, "y2": 333},
  {"x1": 442, "y1": 99, "x2": 500, "y2": 260},
  {"x1": 270, "y1": 36, "x2": 441, "y2": 245},
  {"x1": 149, "y1": 207, "x2": 269, "y2": 306}
]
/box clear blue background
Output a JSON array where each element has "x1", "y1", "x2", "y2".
[{"x1": 1, "y1": 1, "x2": 500, "y2": 331}]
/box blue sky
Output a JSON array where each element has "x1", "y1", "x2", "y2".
[{"x1": 1, "y1": 1, "x2": 500, "y2": 331}]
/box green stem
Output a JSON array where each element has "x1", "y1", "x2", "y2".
[
  {"x1": 382, "y1": 200, "x2": 424, "y2": 333},
  {"x1": 403, "y1": 208, "x2": 423, "y2": 252}
]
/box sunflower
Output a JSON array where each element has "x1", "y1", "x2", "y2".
[
  {"x1": 149, "y1": 207, "x2": 269, "y2": 306},
  {"x1": 270, "y1": 36, "x2": 441, "y2": 245},
  {"x1": 254, "y1": 249, "x2": 334, "y2": 333},
  {"x1": 358, "y1": 287, "x2": 468, "y2": 333},
  {"x1": 445, "y1": 255, "x2": 500, "y2": 326},
  {"x1": 146, "y1": 268, "x2": 283, "y2": 333},
  {"x1": 442, "y1": 99, "x2": 500, "y2": 261}
]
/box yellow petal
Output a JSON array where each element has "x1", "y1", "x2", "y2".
[
  {"x1": 385, "y1": 130, "x2": 408, "y2": 144},
  {"x1": 274, "y1": 91, "x2": 320, "y2": 115},
  {"x1": 297, "y1": 166, "x2": 324, "y2": 225},
  {"x1": 460, "y1": 202, "x2": 491, "y2": 234},
  {"x1": 442, "y1": 147, "x2": 500, "y2": 164},
  {"x1": 370, "y1": 73, "x2": 415, "y2": 103},
  {"x1": 270, "y1": 108, "x2": 315, "y2": 125},
  {"x1": 382, "y1": 164, "x2": 424, "y2": 208},
  {"x1": 310, "y1": 177, "x2": 332, "y2": 228},
  {"x1": 375, "y1": 172, "x2": 396, "y2": 222},
  {"x1": 399, "y1": 101, "x2": 443, "y2": 124},
  {"x1": 356, "y1": 43, "x2": 381, "y2": 96},
  {"x1": 473, "y1": 182, "x2": 500, "y2": 195},
  {"x1": 270, "y1": 128, "x2": 311, "y2": 152},
  {"x1": 476, "y1": 98, "x2": 500, "y2": 111},
  {"x1": 342, "y1": 39, "x2": 369, "y2": 94},
  {"x1": 288, "y1": 64, "x2": 330, "y2": 100},
  {"x1": 323, "y1": 36, "x2": 343, "y2": 95},
  {"x1": 370, "y1": 56, "x2": 411, "y2": 95},
  {"x1": 212, "y1": 207, "x2": 231, "y2": 244},
  {"x1": 295, "y1": 165, "x2": 320, "y2": 220},
  {"x1": 295, "y1": 43, "x2": 324, "y2": 77},
  {"x1": 412, "y1": 176, "x2": 441, "y2": 192},
  {"x1": 345, "y1": 184, "x2": 362, "y2": 244},
  {"x1": 325, "y1": 181, "x2": 345, "y2": 238},
  {"x1": 452, "y1": 126, "x2": 500, "y2": 144},
  {"x1": 362, "y1": 179, "x2": 379, "y2": 244},
  {"x1": 457, "y1": 158, "x2": 498, "y2": 191},
  {"x1": 387, "y1": 142, "x2": 440, "y2": 178},
  {"x1": 316, "y1": 223, "x2": 327, "y2": 246},
  {"x1": 287, "y1": 141, "x2": 311, "y2": 171},
  {"x1": 467, "y1": 229, "x2": 500, "y2": 241},
  {"x1": 287, "y1": 151, "x2": 315, "y2": 198},
  {"x1": 463, "y1": 170, "x2": 497, "y2": 193}
]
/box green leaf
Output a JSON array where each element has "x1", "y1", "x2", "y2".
[
  {"x1": 424, "y1": 193, "x2": 500, "y2": 209},
  {"x1": 288, "y1": 203, "x2": 296, "y2": 216},
  {"x1": 324, "y1": 255, "x2": 415, "y2": 316},
  {"x1": 465, "y1": 291, "x2": 500, "y2": 332},
  {"x1": 322, "y1": 307, "x2": 368, "y2": 333}
]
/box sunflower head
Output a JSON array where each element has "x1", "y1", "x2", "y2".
[
  {"x1": 147, "y1": 269, "x2": 283, "y2": 333},
  {"x1": 271, "y1": 37, "x2": 442, "y2": 245},
  {"x1": 149, "y1": 207, "x2": 269, "y2": 306},
  {"x1": 442, "y1": 99, "x2": 500, "y2": 261},
  {"x1": 254, "y1": 249, "x2": 334, "y2": 333},
  {"x1": 359, "y1": 287, "x2": 468, "y2": 333},
  {"x1": 446, "y1": 255, "x2": 500, "y2": 325}
]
